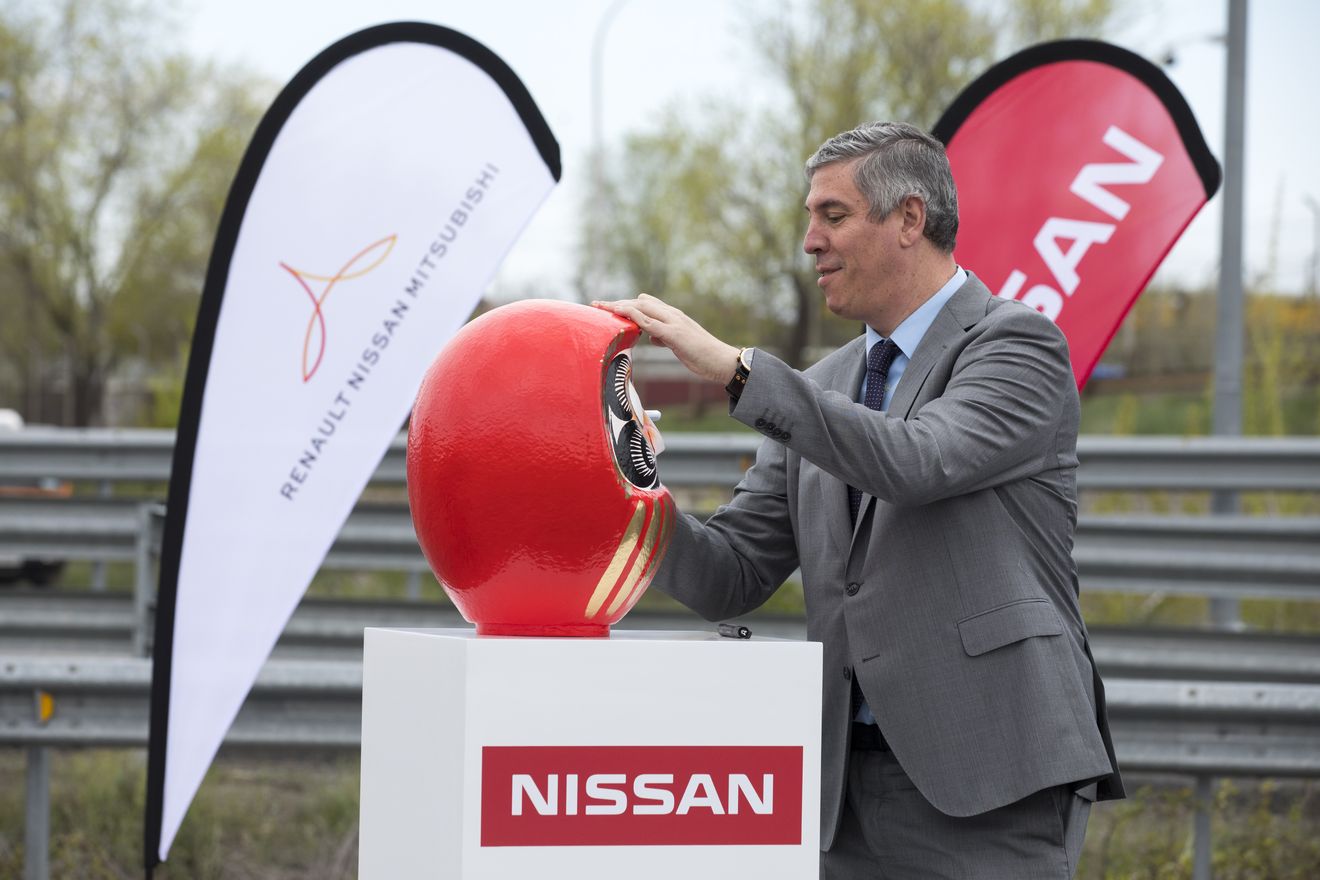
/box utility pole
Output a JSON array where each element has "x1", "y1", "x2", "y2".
[
  {"x1": 1198, "y1": 3, "x2": 1249, "y2": 880},
  {"x1": 1209, "y1": 0, "x2": 1248, "y2": 630}
]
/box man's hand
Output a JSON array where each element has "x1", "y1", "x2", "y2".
[{"x1": 592, "y1": 294, "x2": 742, "y2": 385}]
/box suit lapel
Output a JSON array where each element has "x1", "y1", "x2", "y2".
[
  {"x1": 821, "y1": 336, "x2": 867, "y2": 555},
  {"x1": 889, "y1": 309, "x2": 957, "y2": 418},
  {"x1": 852, "y1": 274, "x2": 993, "y2": 539},
  {"x1": 889, "y1": 273, "x2": 992, "y2": 417}
]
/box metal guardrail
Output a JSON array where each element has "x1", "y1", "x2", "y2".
[
  {"x1": 1103, "y1": 678, "x2": 1320, "y2": 777},
  {"x1": 1071, "y1": 435, "x2": 1320, "y2": 492},
  {"x1": 0, "y1": 497, "x2": 145, "y2": 564},
  {"x1": 0, "y1": 655, "x2": 362, "y2": 749},
  {"x1": 3, "y1": 653, "x2": 1318, "y2": 777},
  {"x1": 3, "y1": 495, "x2": 1317, "y2": 600},
  {"x1": 2, "y1": 430, "x2": 1316, "y2": 605},
  {"x1": 5, "y1": 593, "x2": 1320, "y2": 685},
  {"x1": 3, "y1": 428, "x2": 1320, "y2": 491},
  {"x1": 2, "y1": 430, "x2": 1317, "y2": 879}
]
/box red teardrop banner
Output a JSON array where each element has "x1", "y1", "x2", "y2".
[{"x1": 933, "y1": 40, "x2": 1221, "y2": 388}]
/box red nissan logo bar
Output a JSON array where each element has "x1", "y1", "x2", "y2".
[{"x1": 480, "y1": 746, "x2": 804, "y2": 847}]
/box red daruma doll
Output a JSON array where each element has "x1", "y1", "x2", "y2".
[{"x1": 407, "y1": 300, "x2": 676, "y2": 636}]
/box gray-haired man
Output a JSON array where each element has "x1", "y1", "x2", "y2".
[{"x1": 597, "y1": 121, "x2": 1123, "y2": 878}]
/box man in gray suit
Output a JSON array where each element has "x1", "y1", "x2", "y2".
[{"x1": 595, "y1": 121, "x2": 1123, "y2": 878}]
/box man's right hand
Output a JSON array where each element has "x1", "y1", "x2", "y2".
[{"x1": 592, "y1": 294, "x2": 742, "y2": 386}]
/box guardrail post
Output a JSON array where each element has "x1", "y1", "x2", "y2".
[
  {"x1": 406, "y1": 571, "x2": 421, "y2": 601},
  {"x1": 1192, "y1": 775, "x2": 1214, "y2": 880},
  {"x1": 1209, "y1": 490, "x2": 1243, "y2": 630},
  {"x1": 24, "y1": 745, "x2": 50, "y2": 880},
  {"x1": 91, "y1": 479, "x2": 112, "y2": 592},
  {"x1": 132, "y1": 504, "x2": 158, "y2": 657}
]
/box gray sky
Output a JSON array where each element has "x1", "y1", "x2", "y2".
[{"x1": 184, "y1": 0, "x2": 1320, "y2": 298}]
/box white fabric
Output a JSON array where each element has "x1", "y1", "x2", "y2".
[{"x1": 160, "y1": 41, "x2": 555, "y2": 858}]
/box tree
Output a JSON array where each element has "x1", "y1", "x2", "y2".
[
  {"x1": 0, "y1": 0, "x2": 268, "y2": 425},
  {"x1": 581, "y1": 0, "x2": 1116, "y2": 368}
]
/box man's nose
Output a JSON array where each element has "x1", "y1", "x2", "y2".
[{"x1": 803, "y1": 222, "x2": 824, "y2": 255}]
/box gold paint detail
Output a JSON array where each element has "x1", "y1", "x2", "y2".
[
  {"x1": 35, "y1": 690, "x2": 54, "y2": 725},
  {"x1": 614, "y1": 497, "x2": 674, "y2": 614},
  {"x1": 584, "y1": 501, "x2": 647, "y2": 618},
  {"x1": 604, "y1": 502, "x2": 663, "y2": 617}
]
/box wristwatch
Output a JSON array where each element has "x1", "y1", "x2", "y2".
[{"x1": 725, "y1": 347, "x2": 753, "y2": 401}]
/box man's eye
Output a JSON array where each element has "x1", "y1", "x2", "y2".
[{"x1": 827, "y1": 214, "x2": 846, "y2": 224}]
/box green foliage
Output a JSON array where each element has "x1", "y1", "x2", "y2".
[
  {"x1": 584, "y1": 0, "x2": 1116, "y2": 368},
  {"x1": 1211, "y1": 780, "x2": 1320, "y2": 880},
  {"x1": 1240, "y1": 598, "x2": 1320, "y2": 634},
  {"x1": 655, "y1": 406, "x2": 760, "y2": 433},
  {"x1": 0, "y1": 749, "x2": 360, "y2": 879},
  {"x1": 1078, "y1": 780, "x2": 1320, "y2": 879},
  {"x1": 1081, "y1": 392, "x2": 1211, "y2": 436},
  {"x1": 146, "y1": 351, "x2": 188, "y2": 429},
  {"x1": 634, "y1": 575, "x2": 807, "y2": 618},
  {"x1": 1010, "y1": 0, "x2": 1122, "y2": 44},
  {"x1": 1084, "y1": 287, "x2": 1320, "y2": 438},
  {"x1": 1079, "y1": 592, "x2": 1209, "y2": 628},
  {"x1": 1243, "y1": 294, "x2": 1320, "y2": 437},
  {"x1": 0, "y1": 0, "x2": 270, "y2": 426},
  {"x1": 306, "y1": 569, "x2": 447, "y2": 602},
  {"x1": 4, "y1": 751, "x2": 1315, "y2": 878},
  {"x1": 1081, "y1": 784, "x2": 1198, "y2": 879}
]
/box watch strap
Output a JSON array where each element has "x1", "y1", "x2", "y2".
[{"x1": 725, "y1": 347, "x2": 752, "y2": 401}]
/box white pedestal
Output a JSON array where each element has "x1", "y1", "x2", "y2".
[{"x1": 360, "y1": 628, "x2": 822, "y2": 879}]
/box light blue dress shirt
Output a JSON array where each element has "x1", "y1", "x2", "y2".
[
  {"x1": 860, "y1": 266, "x2": 967, "y2": 407},
  {"x1": 854, "y1": 266, "x2": 966, "y2": 726}
]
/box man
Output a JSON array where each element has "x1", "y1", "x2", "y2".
[{"x1": 595, "y1": 121, "x2": 1123, "y2": 878}]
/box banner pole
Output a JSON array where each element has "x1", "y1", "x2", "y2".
[{"x1": 25, "y1": 745, "x2": 49, "y2": 880}]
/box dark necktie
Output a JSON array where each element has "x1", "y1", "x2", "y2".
[{"x1": 848, "y1": 339, "x2": 900, "y2": 524}]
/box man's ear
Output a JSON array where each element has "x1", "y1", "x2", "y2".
[{"x1": 898, "y1": 195, "x2": 927, "y2": 247}]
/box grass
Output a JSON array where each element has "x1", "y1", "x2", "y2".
[
  {"x1": 1081, "y1": 392, "x2": 1209, "y2": 436},
  {"x1": 1079, "y1": 780, "x2": 1320, "y2": 880},
  {"x1": 0, "y1": 749, "x2": 359, "y2": 880},
  {"x1": 2, "y1": 750, "x2": 1316, "y2": 878},
  {"x1": 1078, "y1": 386, "x2": 1320, "y2": 438}
]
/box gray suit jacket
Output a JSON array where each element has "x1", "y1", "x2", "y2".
[{"x1": 653, "y1": 273, "x2": 1123, "y2": 848}]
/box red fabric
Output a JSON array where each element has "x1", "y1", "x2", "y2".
[{"x1": 946, "y1": 59, "x2": 1213, "y2": 387}]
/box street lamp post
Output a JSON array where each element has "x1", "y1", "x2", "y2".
[
  {"x1": 1196, "y1": 4, "x2": 1250, "y2": 880},
  {"x1": 591, "y1": 0, "x2": 631, "y2": 163},
  {"x1": 1210, "y1": 0, "x2": 1248, "y2": 627},
  {"x1": 584, "y1": 0, "x2": 632, "y2": 301}
]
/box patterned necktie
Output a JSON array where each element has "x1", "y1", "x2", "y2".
[{"x1": 849, "y1": 339, "x2": 900, "y2": 524}]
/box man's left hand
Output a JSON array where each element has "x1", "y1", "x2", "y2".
[{"x1": 592, "y1": 294, "x2": 741, "y2": 384}]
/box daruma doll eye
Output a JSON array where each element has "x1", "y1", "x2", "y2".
[
  {"x1": 406, "y1": 300, "x2": 676, "y2": 637},
  {"x1": 615, "y1": 419, "x2": 658, "y2": 489},
  {"x1": 605, "y1": 352, "x2": 660, "y2": 490},
  {"x1": 607, "y1": 352, "x2": 634, "y2": 421}
]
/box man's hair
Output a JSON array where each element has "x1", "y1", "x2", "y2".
[{"x1": 805, "y1": 121, "x2": 958, "y2": 253}]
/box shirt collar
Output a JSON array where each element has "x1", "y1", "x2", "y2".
[{"x1": 865, "y1": 266, "x2": 967, "y2": 358}]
